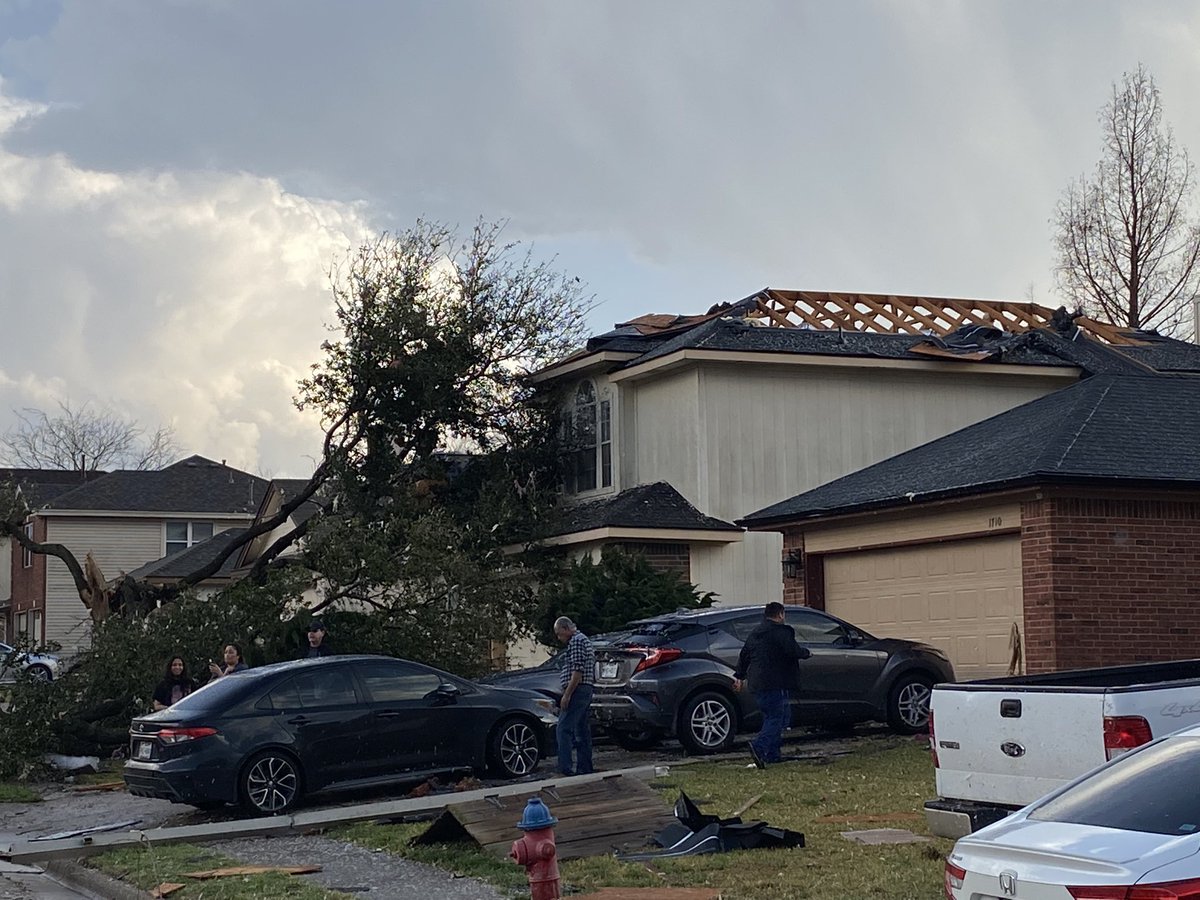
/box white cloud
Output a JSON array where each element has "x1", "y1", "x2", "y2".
[{"x1": 0, "y1": 78, "x2": 373, "y2": 474}]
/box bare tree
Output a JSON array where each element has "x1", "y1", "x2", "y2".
[
  {"x1": 1, "y1": 400, "x2": 178, "y2": 472},
  {"x1": 1054, "y1": 64, "x2": 1200, "y2": 336}
]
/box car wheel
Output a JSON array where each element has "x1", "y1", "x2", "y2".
[
  {"x1": 239, "y1": 750, "x2": 303, "y2": 815},
  {"x1": 488, "y1": 717, "x2": 541, "y2": 779},
  {"x1": 609, "y1": 728, "x2": 662, "y2": 752},
  {"x1": 678, "y1": 691, "x2": 736, "y2": 755},
  {"x1": 25, "y1": 664, "x2": 52, "y2": 683},
  {"x1": 886, "y1": 674, "x2": 934, "y2": 734}
]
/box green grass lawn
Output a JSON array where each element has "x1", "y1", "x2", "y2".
[
  {"x1": 339, "y1": 734, "x2": 954, "y2": 899},
  {"x1": 0, "y1": 782, "x2": 40, "y2": 802},
  {"x1": 90, "y1": 843, "x2": 348, "y2": 900}
]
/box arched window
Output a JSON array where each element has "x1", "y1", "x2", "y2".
[{"x1": 564, "y1": 380, "x2": 612, "y2": 494}]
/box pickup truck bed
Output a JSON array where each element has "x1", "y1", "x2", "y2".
[{"x1": 927, "y1": 658, "x2": 1200, "y2": 838}]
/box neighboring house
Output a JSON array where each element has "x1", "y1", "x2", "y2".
[
  {"x1": 0, "y1": 468, "x2": 106, "y2": 643},
  {"x1": 10, "y1": 456, "x2": 268, "y2": 654},
  {"x1": 125, "y1": 527, "x2": 249, "y2": 600},
  {"x1": 740, "y1": 373, "x2": 1200, "y2": 679},
  {"x1": 530, "y1": 290, "x2": 1191, "y2": 609}
]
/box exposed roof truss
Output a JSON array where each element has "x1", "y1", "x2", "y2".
[{"x1": 746, "y1": 289, "x2": 1145, "y2": 345}]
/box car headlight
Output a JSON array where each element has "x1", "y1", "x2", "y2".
[{"x1": 534, "y1": 698, "x2": 557, "y2": 716}]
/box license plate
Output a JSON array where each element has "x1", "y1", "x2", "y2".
[
  {"x1": 135, "y1": 741, "x2": 153, "y2": 760},
  {"x1": 599, "y1": 661, "x2": 619, "y2": 679}
]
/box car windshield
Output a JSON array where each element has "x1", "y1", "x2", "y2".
[{"x1": 1028, "y1": 736, "x2": 1200, "y2": 835}]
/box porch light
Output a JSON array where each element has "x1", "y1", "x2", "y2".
[{"x1": 782, "y1": 549, "x2": 804, "y2": 580}]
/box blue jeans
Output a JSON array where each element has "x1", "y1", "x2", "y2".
[
  {"x1": 752, "y1": 689, "x2": 792, "y2": 763},
  {"x1": 557, "y1": 684, "x2": 594, "y2": 775}
]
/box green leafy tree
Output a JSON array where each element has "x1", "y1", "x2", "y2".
[{"x1": 534, "y1": 549, "x2": 716, "y2": 647}]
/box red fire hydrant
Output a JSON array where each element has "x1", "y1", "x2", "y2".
[{"x1": 510, "y1": 797, "x2": 561, "y2": 900}]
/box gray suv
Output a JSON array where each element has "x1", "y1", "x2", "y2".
[{"x1": 591, "y1": 605, "x2": 955, "y2": 755}]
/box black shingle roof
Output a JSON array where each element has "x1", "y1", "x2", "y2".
[
  {"x1": 550, "y1": 482, "x2": 741, "y2": 536},
  {"x1": 43, "y1": 455, "x2": 268, "y2": 514},
  {"x1": 126, "y1": 528, "x2": 248, "y2": 581},
  {"x1": 741, "y1": 374, "x2": 1200, "y2": 525},
  {"x1": 610, "y1": 317, "x2": 1075, "y2": 370},
  {"x1": 0, "y1": 468, "x2": 106, "y2": 506}
]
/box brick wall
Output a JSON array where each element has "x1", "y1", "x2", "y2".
[
  {"x1": 610, "y1": 542, "x2": 691, "y2": 579},
  {"x1": 9, "y1": 516, "x2": 47, "y2": 636},
  {"x1": 1021, "y1": 492, "x2": 1200, "y2": 672},
  {"x1": 780, "y1": 528, "x2": 807, "y2": 606}
]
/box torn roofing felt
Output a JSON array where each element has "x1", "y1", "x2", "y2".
[
  {"x1": 546, "y1": 482, "x2": 741, "y2": 537},
  {"x1": 740, "y1": 373, "x2": 1200, "y2": 525}
]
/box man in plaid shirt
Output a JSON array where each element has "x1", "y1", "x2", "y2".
[{"x1": 553, "y1": 616, "x2": 595, "y2": 776}]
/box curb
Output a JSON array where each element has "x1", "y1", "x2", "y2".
[{"x1": 46, "y1": 858, "x2": 148, "y2": 900}]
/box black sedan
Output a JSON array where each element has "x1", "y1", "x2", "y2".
[{"x1": 123, "y1": 655, "x2": 557, "y2": 815}]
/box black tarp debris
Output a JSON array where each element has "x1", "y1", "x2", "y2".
[{"x1": 613, "y1": 791, "x2": 804, "y2": 860}]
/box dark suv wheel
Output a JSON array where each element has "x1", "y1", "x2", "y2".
[
  {"x1": 886, "y1": 674, "x2": 933, "y2": 734},
  {"x1": 678, "y1": 691, "x2": 737, "y2": 755}
]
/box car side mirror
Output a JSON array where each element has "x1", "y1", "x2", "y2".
[{"x1": 433, "y1": 682, "x2": 461, "y2": 705}]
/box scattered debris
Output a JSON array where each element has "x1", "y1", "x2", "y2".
[
  {"x1": 182, "y1": 864, "x2": 323, "y2": 879},
  {"x1": 730, "y1": 794, "x2": 763, "y2": 818},
  {"x1": 454, "y1": 775, "x2": 484, "y2": 792},
  {"x1": 68, "y1": 781, "x2": 125, "y2": 793},
  {"x1": 43, "y1": 754, "x2": 99, "y2": 774},
  {"x1": 32, "y1": 820, "x2": 141, "y2": 842},
  {"x1": 151, "y1": 883, "x2": 185, "y2": 898},
  {"x1": 414, "y1": 775, "x2": 676, "y2": 860},
  {"x1": 614, "y1": 791, "x2": 804, "y2": 861},
  {"x1": 840, "y1": 828, "x2": 931, "y2": 846},
  {"x1": 405, "y1": 778, "x2": 439, "y2": 799}
]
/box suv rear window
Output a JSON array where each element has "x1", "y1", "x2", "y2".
[
  {"x1": 614, "y1": 621, "x2": 704, "y2": 648},
  {"x1": 1028, "y1": 736, "x2": 1200, "y2": 835}
]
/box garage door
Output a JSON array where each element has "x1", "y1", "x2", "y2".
[{"x1": 824, "y1": 535, "x2": 1022, "y2": 681}]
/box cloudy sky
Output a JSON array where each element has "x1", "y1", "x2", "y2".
[{"x1": 0, "y1": 1, "x2": 1198, "y2": 476}]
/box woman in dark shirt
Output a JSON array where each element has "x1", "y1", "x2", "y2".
[
  {"x1": 208, "y1": 643, "x2": 248, "y2": 679},
  {"x1": 152, "y1": 656, "x2": 196, "y2": 710}
]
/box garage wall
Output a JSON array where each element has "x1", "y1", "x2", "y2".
[{"x1": 824, "y1": 535, "x2": 1023, "y2": 681}]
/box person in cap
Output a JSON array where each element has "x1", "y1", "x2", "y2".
[
  {"x1": 733, "y1": 601, "x2": 810, "y2": 767},
  {"x1": 304, "y1": 619, "x2": 335, "y2": 658}
]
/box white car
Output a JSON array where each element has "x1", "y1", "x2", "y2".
[
  {"x1": 0, "y1": 642, "x2": 60, "y2": 682},
  {"x1": 946, "y1": 724, "x2": 1200, "y2": 899}
]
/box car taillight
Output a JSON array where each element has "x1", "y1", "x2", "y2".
[
  {"x1": 929, "y1": 709, "x2": 939, "y2": 768},
  {"x1": 944, "y1": 860, "x2": 966, "y2": 898},
  {"x1": 157, "y1": 727, "x2": 218, "y2": 744},
  {"x1": 1103, "y1": 715, "x2": 1153, "y2": 761},
  {"x1": 633, "y1": 647, "x2": 682, "y2": 673},
  {"x1": 1070, "y1": 878, "x2": 1200, "y2": 898}
]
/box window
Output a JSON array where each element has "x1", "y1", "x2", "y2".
[
  {"x1": 165, "y1": 521, "x2": 214, "y2": 556},
  {"x1": 357, "y1": 661, "x2": 443, "y2": 703},
  {"x1": 22, "y1": 523, "x2": 32, "y2": 568},
  {"x1": 266, "y1": 671, "x2": 359, "y2": 710},
  {"x1": 31, "y1": 611, "x2": 42, "y2": 644},
  {"x1": 16, "y1": 613, "x2": 27, "y2": 639},
  {"x1": 785, "y1": 609, "x2": 848, "y2": 645},
  {"x1": 563, "y1": 381, "x2": 613, "y2": 494}
]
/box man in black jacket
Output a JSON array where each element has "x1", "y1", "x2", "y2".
[{"x1": 733, "y1": 602, "x2": 811, "y2": 767}]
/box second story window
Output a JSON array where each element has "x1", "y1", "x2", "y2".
[
  {"x1": 22, "y1": 523, "x2": 33, "y2": 569},
  {"x1": 563, "y1": 381, "x2": 613, "y2": 494},
  {"x1": 166, "y1": 521, "x2": 214, "y2": 556}
]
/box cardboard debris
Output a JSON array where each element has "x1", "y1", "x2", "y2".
[
  {"x1": 151, "y1": 883, "x2": 185, "y2": 898},
  {"x1": 182, "y1": 864, "x2": 323, "y2": 879}
]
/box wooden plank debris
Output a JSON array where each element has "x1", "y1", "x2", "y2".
[
  {"x1": 183, "y1": 864, "x2": 322, "y2": 879},
  {"x1": 414, "y1": 774, "x2": 675, "y2": 861},
  {"x1": 0, "y1": 764, "x2": 660, "y2": 863},
  {"x1": 69, "y1": 781, "x2": 126, "y2": 793},
  {"x1": 729, "y1": 794, "x2": 762, "y2": 818},
  {"x1": 151, "y1": 883, "x2": 185, "y2": 898}
]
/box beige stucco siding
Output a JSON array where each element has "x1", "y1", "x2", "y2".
[
  {"x1": 696, "y1": 365, "x2": 1072, "y2": 522},
  {"x1": 690, "y1": 531, "x2": 783, "y2": 606},
  {"x1": 44, "y1": 517, "x2": 246, "y2": 654},
  {"x1": 622, "y1": 369, "x2": 702, "y2": 507}
]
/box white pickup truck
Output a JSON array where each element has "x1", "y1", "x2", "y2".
[{"x1": 925, "y1": 659, "x2": 1200, "y2": 838}]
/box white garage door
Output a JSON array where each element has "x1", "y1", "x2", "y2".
[{"x1": 824, "y1": 535, "x2": 1022, "y2": 681}]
